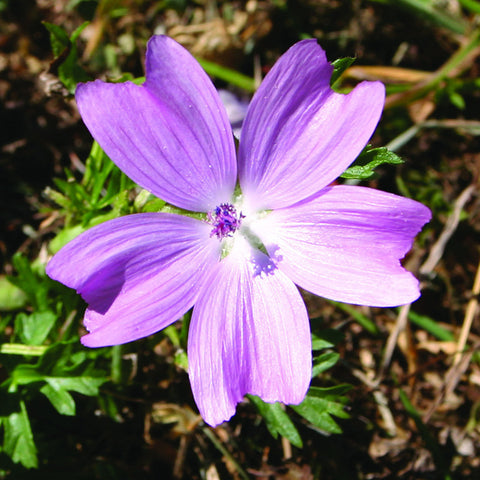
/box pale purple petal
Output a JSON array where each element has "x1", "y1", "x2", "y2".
[
  {"x1": 188, "y1": 241, "x2": 311, "y2": 426},
  {"x1": 218, "y1": 89, "x2": 249, "y2": 138},
  {"x1": 253, "y1": 185, "x2": 431, "y2": 307},
  {"x1": 46, "y1": 213, "x2": 220, "y2": 346},
  {"x1": 238, "y1": 39, "x2": 385, "y2": 211},
  {"x1": 76, "y1": 36, "x2": 236, "y2": 212}
]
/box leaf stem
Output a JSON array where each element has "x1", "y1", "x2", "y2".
[{"x1": 0, "y1": 344, "x2": 47, "y2": 356}]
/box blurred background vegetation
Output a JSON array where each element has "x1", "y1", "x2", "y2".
[{"x1": 1, "y1": 0, "x2": 480, "y2": 479}]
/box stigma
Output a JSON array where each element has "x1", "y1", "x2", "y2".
[{"x1": 207, "y1": 203, "x2": 245, "y2": 240}]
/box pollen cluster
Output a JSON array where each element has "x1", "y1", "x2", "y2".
[{"x1": 207, "y1": 203, "x2": 245, "y2": 240}]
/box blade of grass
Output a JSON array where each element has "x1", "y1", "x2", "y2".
[
  {"x1": 407, "y1": 310, "x2": 454, "y2": 341},
  {"x1": 328, "y1": 300, "x2": 380, "y2": 335},
  {"x1": 458, "y1": 0, "x2": 480, "y2": 14},
  {"x1": 369, "y1": 0, "x2": 467, "y2": 34},
  {"x1": 197, "y1": 58, "x2": 256, "y2": 92},
  {"x1": 385, "y1": 28, "x2": 480, "y2": 109}
]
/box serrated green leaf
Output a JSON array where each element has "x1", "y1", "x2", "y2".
[
  {"x1": 292, "y1": 397, "x2": 343, "y2": 434},
  {"x1": 312, "y1": 351, "x2": 340, "y2": 377},
  {"x1": 70, "y1": 20, "x2": 89, "y2": 42},
  {"x1": 40, "y1": 383, "x2": 76, "y2": 416},
  {"x1": 45, "y1": 376, "x2": 106, "y2": 396},
  {"x1": 311, "y1": 335, "x2": 334, "y2": 351},
  {"x1": 43, "y1": 22, "x2": 70, "y2": 56},
  {"x1": 15, "y1": 311, "x2": 57, "y2": 346},
  {"x1": 311, "y1": 328, "x2": 344, "y2": 350},
  {"x1": 308, "y1": 385, "x2": 352, "y2": 398},
  {"x1": 248, "y1": 396, "x2": 303, "y2": 447},
  {"x1": 43, "y1": 21, "x2": 90, "y2": 93},
  {"x1": 292, "y1": 385, "x2": 351, "y2": 434},
  {"x1": 3, "y1": 401, "x2": 38, "y2": 468},
  {"x1": 341, "y1": 146, "x2": 404, "y2": 180},
  {"x1": 9, "y1": 365, "x2": 45, "y2": 391},
  {"x1": 294, "y1": 404, "x2": 342, "y2": 433},
  {"x1": 36, "y1": 341, "x2": 76, "y2": 373}
]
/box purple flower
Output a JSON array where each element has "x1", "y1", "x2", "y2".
[
  {"x1": 218, "y1": 89, "x2": 249, "y2": 138},
  {"x1": 46, "y1": 36, "x2": 431, "y2": 426}
]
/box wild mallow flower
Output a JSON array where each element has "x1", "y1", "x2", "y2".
[
  {"x1": 217, "y1": 89, "x2": 249, "y2": 138},
  {"x1": 47, "y1": 35, "x2": 431, "y2": 426}
]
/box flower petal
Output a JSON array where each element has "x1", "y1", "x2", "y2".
[
  {"x1": 238, "y1": 39, "x2": 385, "y2": 211},
  {"x1": 218, "y1": 89, "x2": 249, "y2": 139},
  {"x1": 46, "y1": 213, "x2": 220, "y2": 346},
  {"x1": 76, "y1": 36, "x2": 236, "y2": 212},
  {"x1": 253, "y1": 185, "x2": 431, "y2": 307},
  {"x1": 188, "y1": 241, "x2": 311, "y2": 426}
]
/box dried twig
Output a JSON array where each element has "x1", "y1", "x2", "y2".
[
  {"x1": 419, "y1": 184, "x2": 475, "y2": 276},
  {"x1": 453, "y1": 257, "x2": 480, "y2": 365},
  {"x1": 378, "y1": 184, "x2": 475, "y2": 378},
  {"x1": 423, "y1": 258, "x2": 480, "y2": 422},
  {"x1": 379, "y1": 304, "x2": 411, "y2": 377}
]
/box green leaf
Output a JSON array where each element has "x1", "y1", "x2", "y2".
[
  {"x1": 311, "y1": 329, "x2": 344, "y2": 350},
  {"x1": 10, "y1": 253, "x2": 50, "y2": 312},
  {"x1": 308, "y1": 384, "x2": 352, "y2": 398},
  {"x1": 44, "y1": 186, "x2": 71, "y2": 209},
  {"x1": 48, "y1": 224, "x2": 88, "y2": 254},
  {"x1": 9, "y1": 365, "x2": 45, "y2": 391},
  {"x1": 43, "y1": 22, "x2": 69, "y2": 57},
  {"x1": 368, "y1": 0, "x2": 467, "y2": 34},
  {"x1": 40, "y1": 383, "x2": 76, "y2": 416},
  {"x1": 312, "y1": 351, "x2": 340, "y2": 377},
  {"x1": 407, "y1": 310, "x2": 454, "y2": 341},
  {"x1": 45, "y1": 376, "x2": 106, "y2": 397},
  {"x1": 15, "y1": 311, "x2": 57, "y2": 346},
  {"x1": 330, "y1": 57, "x2": 355, "y2": 87},
  {"x1": 197, "y1": 58, "x2": 256, "y2": 92},
  {"x1": 36, "y1": 341, "x2": 74, "y2": 373},
  {"x1": 248, "y1": 395, "x2": 303, "y2": 447},
  {"x1": 292, "y1": 399, "x2": 342, "y2": 434},
  {"x1": 341, "y1": 146, "x2": 404, "y2": 180},
  {"x1": 2, "y1": 401, "x2": 38, "y2": 468},
  {"x1": 0, "y1": 276, "x2": 28, "y2": 311},
  {"x1": 458, "y1": 0, "x2": 480, "y2": 14},
  {"x1": 328, "y1": 300, "x2": 379, "y2": 335},
  {"x1": 448, "y1": 89, "x2": 465, "y2": 110},
  {"x1": 43, "y1": 21, "x2": 90, "y2": 93},
  {"x1": 292, "y1": 386, "x2": 350, "y2": 434},
  {"x1": 97, "y1": 393, "x2": 122, "y2": 422},
  {"x1": 49, "y1": 209, "x2": 121, "y2": 254}
]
